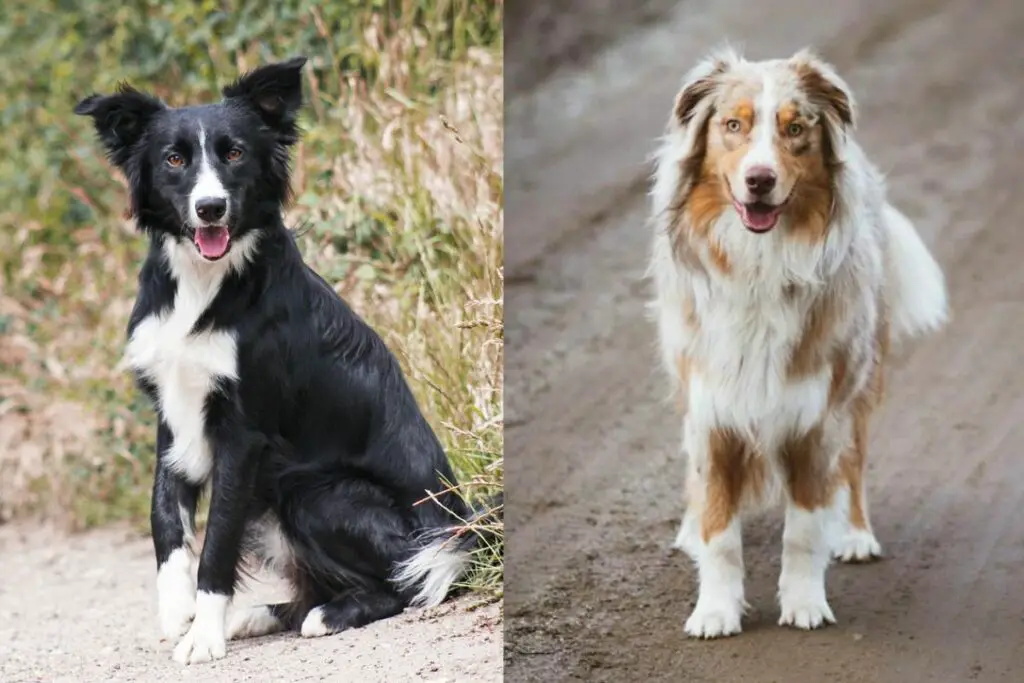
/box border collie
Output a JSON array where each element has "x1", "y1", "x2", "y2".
[
  {"x1": 647, "y1": 47, "x2": 948, "y2": 638},
  {"x1": 75, "y1": 56, "x2": 494, "y2": 664}
]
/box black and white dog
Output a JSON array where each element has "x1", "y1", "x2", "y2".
[{"x1": 75, "y1": 57, "x2": 491, "y2": 665}]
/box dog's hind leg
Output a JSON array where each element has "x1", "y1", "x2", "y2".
[
  {"x1": 830, "y1": 397, "x2": 883, "y2": 563},
  {"x1": 299, "y1": 589, "x2": 406, "y2": 638},
  {"x1": 226, "y1": 603, "x2": 295, "y2": 640}
]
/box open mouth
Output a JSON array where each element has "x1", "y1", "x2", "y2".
[
  {"x1": 193, "y1": 225, "x2": 231, "y2": 260},
  {"x1": 733, "y1": 200, "x2": 786, "y2": 233}
]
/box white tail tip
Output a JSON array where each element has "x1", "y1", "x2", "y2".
[{"x1": 392, "y1": 536, "x2": 470, "y2": 608}]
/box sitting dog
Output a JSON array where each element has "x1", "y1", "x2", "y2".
[
  {"x1": 75, "y1": 56, "x2": 492, "y2": 664},
  {"x1": 647, "y1": 47, "x2": 948, "y2": 638}
]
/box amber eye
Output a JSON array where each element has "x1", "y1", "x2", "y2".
[
  {"x1": 786, "y1": 122, "x2": 804, "y2": 137},
  {"x1": 225, "y1": 148, "x2": 244, "y2": 162},
  {"x1": 166, "y1": 153, "x2": 185, "y2": 168},
  {"x1": 725, "y1": 119, "x2": 742, "y2": 133}
]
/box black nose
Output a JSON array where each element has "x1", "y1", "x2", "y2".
[
  {"x1": 195, "y1": 197, "x2": 227, "y2": 222},
  {"x1": 744, "y1": 168, "x2": 777, "y2": 197}
]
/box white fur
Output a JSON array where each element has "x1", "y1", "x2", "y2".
[
  {"x1": 227, "y1": 605, "x2": 284, "y2": 640},
  {"x1": 157, "y1": 546, "x2": 197, "y2": 639},
  {"x1": 778, "y1": 506, "x2": 836, "y2": 629},
  {"x1": 392, "y1": 536, "x2": 470, "y2": 608},
  {"x1": 246, "y1": 511, "x2": 296, "y2": 573},
  {"x1": 683, "y1": 508, "x2": 746, "y2": 639},
  {"x1": 124, "y1": 234, "x2": 257, "y2": 484},
  {"x1": 300, "y1": 606, "x2": 332, "y2": 638},
  {"x1": 649, "y1": 49, "x2": 946, "y2": 637},
  {"x1": 173, "y1": 591, "x2": 230, "y2": 664},
  {"x1": 883, "y1": 203, "x2": 949, "y2": 340},
  {"x1": 829, "y1": 486, "x2": 883, "y2": 561},
  {"x1": 189, "y1": 125, "x2": 230, "y2": 227}
]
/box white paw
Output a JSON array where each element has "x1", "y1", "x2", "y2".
[
  {"x1": 684, "y1": 596, "x2": 744, "y2": 639},
  {"x1": 300, "y1": 606, "x2": 333, "y2": 638},
  {"x1": 227, "y1": 605, "x2": 283, "y2": 641},
  {"x1": 157, "y1": 548, "x2": 197, "y2": 639},
  {"x1": 160, "y1": 592, "x2": 197, "y2": 639},
  {"x1": 173, "y1": 622, "x2": 227, "y2": 664},
  {"x1": 778, "y1": 582, "x2": 836, "y2": 630},
  {"x1": 831, "y1": 528, "x2": 882, "y2": 563}
]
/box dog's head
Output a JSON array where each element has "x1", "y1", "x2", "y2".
[
  {"x1": 75, "y1": 57, "x2": 307, "y2": 262},
  {"x1": 669, "y1": 47, "x2": 854, "y2": 238}
]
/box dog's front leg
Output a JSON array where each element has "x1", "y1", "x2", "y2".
[
  {"x1": 778, "y1": 424, "x2": 840, "y2": 630},
  {"x1": 172, "y1": 416, "x2": 260, "y2": 665},
  {"x1": 682, "y1": 416, "x2": 749, "y2": 638},
  {"x1": 152, "y1": 421, "x2": 202, "y2": 640}
]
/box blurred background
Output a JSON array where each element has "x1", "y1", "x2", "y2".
[
  {"x1": 0, "y1": 0, "x2": 502, "y2": 593},
  {"x1": 505, "y1": 1, "x2": 1024, "y2": 682}
]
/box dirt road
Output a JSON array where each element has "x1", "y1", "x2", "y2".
[
  {"x1": 505, "y1": 1, "x2": 1024, "y2": 681},
  {"x1": 0, "y1": 525, "x2": 501, "y2": 683}
]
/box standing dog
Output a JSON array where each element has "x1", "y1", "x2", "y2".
[
  {"x1": 75, "y1": 57, "x2": 490, "y2": 664},
  {"x1": 647, "y1": 47, "x2": 947, "y2": 638}
]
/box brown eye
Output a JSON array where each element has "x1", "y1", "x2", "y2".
[
  {"x1": 226, "y1": 148, "x2": 243, "y2": 162},
  {"x1": 725, "y1": 119, "x2": 742, "y2": 133},
  {"x1": 786, "y1": 122, "x2": 804, "y2": 137},
  {"x1": 166, "y1": 153, "x2": 184, "y2": 168}
]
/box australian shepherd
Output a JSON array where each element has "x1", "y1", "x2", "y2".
[
  {"x1": 648, "y1": 47, "x2": 948, "y2": 638},
  {"x1": 74, "y1": 57, "x2": 496, "y2": 664}
]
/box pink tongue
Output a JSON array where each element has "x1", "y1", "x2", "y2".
[
  {"x1": 195, "y1": 226, "x2": 230, "y2": 258},
  {"x1": 741, "y1": 205, "x2": 780, "y2": 231}
]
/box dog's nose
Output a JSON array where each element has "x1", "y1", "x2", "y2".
[
  {"x1": 744, "y1": 167, "x2": 777, "y2": 197},
  {"x1": 195, "y1": 197, "x2": 227, "y2": 222}
]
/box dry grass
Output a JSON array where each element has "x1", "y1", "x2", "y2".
[{"x1": 0, "y1": 8, "x2": 503, "y2": 595}]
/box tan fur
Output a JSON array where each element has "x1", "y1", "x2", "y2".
[{"x1": 701, "y1": 427, "x2": 767, "y2": 542}]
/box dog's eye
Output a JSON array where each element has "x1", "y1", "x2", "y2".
[
  {"x1": 725, "y1": 119, "x2": 742, "y2": 133},
  {"x1": 226, "y1": 148, "x2": 244, "y2": 162},
  {"x1": 166, "y1": 153, "x2": 185, "y2": 168},
  {"x1": 786, "y1": 122, "x2": 804, "y2": 137}
]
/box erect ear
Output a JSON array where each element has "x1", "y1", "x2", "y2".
[
  {"x1": 791, "y1": 49, "x2": 856, "y2": 162},
  {"x1": 74, "y1": 85, "x2": 166, "y2": 169},
  {"x1": 223, "y1": 56, "x2": 307, "y2": 134}
]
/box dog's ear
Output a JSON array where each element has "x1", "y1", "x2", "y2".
[
  {"x1": 671, "y1": 47, "x2": 737, "y2": 131},
  {"x1": 223, "y1": 56, "x2": 307, "y2": 134},
  {"x1": 791, "y1": 49, "x2": 856, "y2": 163},
  {"x1": 74, "y1": 85, "x2": 166, "y2": 169}
]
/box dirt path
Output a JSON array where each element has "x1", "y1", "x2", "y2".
[
  {"x1": 0, "y1": 525, "x2": 501, "y2": 683},
  {"x1": 505, "y1": 1, "x2": 1024, "y2": 682}
]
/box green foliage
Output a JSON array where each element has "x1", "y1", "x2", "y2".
[{"x1": 0, "y1": 0, "x2": 503, "y2": 597}]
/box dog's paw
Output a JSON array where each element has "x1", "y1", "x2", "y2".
[
  {"x1": 778, "y1": 584, "x2": 836, "y2": 630},
  {"x1": 159, "y1": 591, "x2": 196, "y2": 640},
  {"x1": 831, "y1": 528, "x2": 882, "y2": 563},
  {"x1": 684, "y1": 596, "x2": 744, "y2": 639},
  {"x1": 227, "y1": 605, "x2": 284, "y2": 641},
  {"x1": 173, "y1": 622, "x2": 227, "y2": 665},
  {"x1": 300, "y1": 606, "x2": 335, "y2": 638},
  {"x1": 157, "y1": 547, "x2": 197, "y2": 639}
]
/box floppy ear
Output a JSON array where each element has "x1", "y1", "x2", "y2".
[
  {"x1": 664, "y1": 48, "x2": 737, "y2": 208},
  {"x1": 791, "y1": 49, "x2": 856, "y2": 163},
  {"x1": 74, "y1": 85, "x2": 166, "y2": 169},
  {"x1": 223, "y1": 56, "x2": 307, "y2": 137}
]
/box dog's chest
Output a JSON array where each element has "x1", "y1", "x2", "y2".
[
  {"x1": 126, "y1": 266, "x2": 238, "y2": 484},
  {"x1": 690, "y1": 292, "x2": 830, "y2": 440}
]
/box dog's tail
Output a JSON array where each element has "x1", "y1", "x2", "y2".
[
  {"x1": 391, "y1": 492, "x2": 503, "y2": 609},
  {"x1": 882, "y1": 203, "x2": 949, "y2": 342}
]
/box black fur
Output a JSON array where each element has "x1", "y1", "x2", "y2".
[{"x1": 75, "y1": 57, "x2": 486, "y2": 646}]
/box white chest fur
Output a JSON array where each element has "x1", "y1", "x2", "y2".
[
  {"x1": 686, "y1": 287, "x2": 831, "y2": 449},
  {"x1": 125, "y1": 239, "x2": 244, "y2": 484}
]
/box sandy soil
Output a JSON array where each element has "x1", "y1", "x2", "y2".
[
  {"x1": 505, "y1": 1, "x2": 1024, "y2": 682},
  {"x1": 0, "y1": 525, "x2": 501, "y2": 683}
]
